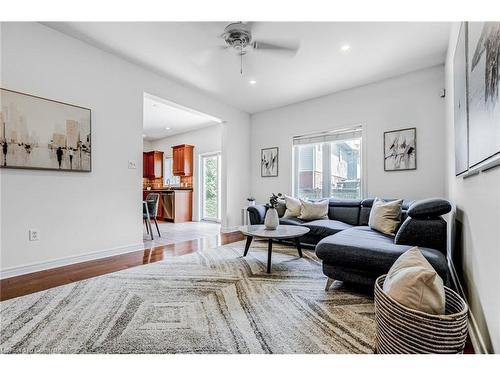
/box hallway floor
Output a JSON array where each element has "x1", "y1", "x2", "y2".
[{"x1": 143, "y1": 220, "x2": 222, "y2": 247}]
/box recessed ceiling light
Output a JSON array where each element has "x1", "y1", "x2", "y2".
[
  {"x1": 165, "y1": 127, "x2": 171, "y2": 130},
  {"x1": 340, "y1": 44, "x2": 351, "y2": 52},
  {"x1": 249, "y1": 80, "x2": 257, "y2": 85}
]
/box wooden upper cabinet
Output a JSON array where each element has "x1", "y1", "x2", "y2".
[
  {"x1": 172, "y1": 144, "x2": 194, "y2": 176},
  {"x1": 143, "y1": 151, "x2": 164, "y2": 179}
]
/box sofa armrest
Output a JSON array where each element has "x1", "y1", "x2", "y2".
[
  {"x1": 247, "y1": 205, "x2": 267, "y2": 225},
  {"x1": 395, "y1": 217, "x2": 447, "y2": 254},
  {"x1": 407, "y1": 198, "x2": 451, "y2": 219}
]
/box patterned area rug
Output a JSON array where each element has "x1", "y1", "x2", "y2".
[{"x1": 0, "y1": 241, "x2": 376, "y2": 353}]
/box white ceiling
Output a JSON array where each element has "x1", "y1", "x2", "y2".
[
  {"x1": 45, "y1": 22, "x2": 451, "y2": 114},
  {"x1": 143, "y1": 93, "x2": 221, "y2": 140}
]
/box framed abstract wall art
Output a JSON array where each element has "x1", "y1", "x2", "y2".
[
  {"x1": 384, "y1": 127, "x2": 416, "y2": 171},
  {"x1": 467, "y1": 22, "x2": 500, "y2": 168},
  {"x1": 453, "y1": 22, "x2": 469, "y2": 176},
  {"x1": 0, "y1": 88, "x2": 91, "y2": 172},
  {"x1": 261, "y1": 147, "x2": 279, "y2": 177}
]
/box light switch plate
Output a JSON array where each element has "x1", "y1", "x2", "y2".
[{"x1": 128, "y1": 160, "x2": 137, "y2": 169}]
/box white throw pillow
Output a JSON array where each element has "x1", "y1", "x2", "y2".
[
  {"x1": 368, "y1": 198, "x2": 402, "y2": 235},
  {"x1": 283, "y1": 196, "x2": 302, "y2": 218},
  {"x1": 383, "y1": 247, "x2": 445, "y2": 315},
  {"x1": 298, "y1": 199, "x2": 329, "y2": 221}
]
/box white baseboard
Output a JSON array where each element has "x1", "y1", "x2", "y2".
[
  {"x1": 448, "y1": 258, "x2": 489, "y2": 354},
  {"x1": 0, "y1": 242, "x2": 146, "y2": 280}
]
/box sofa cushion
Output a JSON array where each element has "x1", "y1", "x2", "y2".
[
  {"x1": 395, "y1": 217, "x2": 448, "y2": 253},
  {"x1": 407, "y1": 198, "x2": 452, "y2": 219},
  {"x1": 327, "y1": 199, "x2": 361, "y2": 225},
  {"x1": 368, "y1": 198, "x2": 403, "y2": 235},
  {"x1": 360, "y1": 198, "x2": 413, "y2": 226},
  {"x1": 298, "y1": 199, "x2": 329, "y2": 220},
  {"x1": 302, "y1": 219, "x2": 352, "y2": 238},
  {"x1": 276, "y1": 199, "x2": 287, "y2": 217},
  {"x1": 279, "y1": 217, "x2": 305, "y2": 226},
  {"x1": 315, "y1": 227, "x2": 448, "y2": 280},
  {"x1": 383, "y1": 247, "x2": 445, "y2": 315},
  {"x1": 284, "y1": 196, "x2": 301, "y2": 218}
]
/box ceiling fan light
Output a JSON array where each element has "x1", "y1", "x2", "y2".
[{"x1": 249, "y1": 80, "x2": 257, "y2": 85}]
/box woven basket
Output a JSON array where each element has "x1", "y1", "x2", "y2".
[{"x1": 374, "y1": 275, "x2": 468, "y2": 354}]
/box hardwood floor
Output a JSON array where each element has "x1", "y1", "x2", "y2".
[{"x1": 0, "y1": 230, "x2": 244, "y2": 302}]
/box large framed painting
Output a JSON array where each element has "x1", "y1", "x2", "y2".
[
  {"x1": 467, "y1": 22, "x2": 500, "y2": 168},
  {"x1": 384, "y1": 127, "x2": 416, "y2": 171},
  {"x1": 261, "y1": 147, "x2": 279, "y2": 177},
  {"x1": 0, "y1": 88, "x2": 91, "y2": 172},
  {"x1": 453, "y1": 22, "x2": 469, "y2": 176}
]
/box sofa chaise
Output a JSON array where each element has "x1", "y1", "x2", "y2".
[{"x1": 247, "y1": 198, "x2": 452, "y2": 288}]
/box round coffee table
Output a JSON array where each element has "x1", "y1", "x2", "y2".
[{"x1": 238, "y1": 225, "x2": 310, "y2": 273}]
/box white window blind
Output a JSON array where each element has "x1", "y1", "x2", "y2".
[{"x1": 293, "y1": 127, "x2": 363, "y2": 146}]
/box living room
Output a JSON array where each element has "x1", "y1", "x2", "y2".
[{"x1": 0, "y1": 0, "x2": 499, "y2": 372}]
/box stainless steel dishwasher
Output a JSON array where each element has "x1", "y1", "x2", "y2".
[{"x1": 161, "y1": 191, "x2": 175, "y2": 220}]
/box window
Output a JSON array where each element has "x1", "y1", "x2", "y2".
[
  {"x1": 200, "y1": 152, "x2": 221, "y2": 222},
  {"x1": 164, "y1": 157, "x2": 180, "y2": 186},
  {"x1": 293, "y1": 127, "x2": 362, "y2": 199}
]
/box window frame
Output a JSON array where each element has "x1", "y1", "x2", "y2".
[
  {"x1": 199, "y1": 151, "x2": 222, "y2": 223},
  {"x1": 292, "y1": 126, "x2": 365, "y2": 200}
]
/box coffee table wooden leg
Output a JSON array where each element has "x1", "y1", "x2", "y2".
[
  {"x1": 267, "y1": 239, "x2": 273, "y2": 273},
  {"x1": 295, "y1": 238, "x2": 303, "y2": 258},
  {"x1": 243, "y1": 236, "x2": 253, "y2": 256}
]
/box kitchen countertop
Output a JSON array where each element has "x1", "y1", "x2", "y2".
[{"x1": 144, "y1": 187, "x2": 193, "y2": 192}]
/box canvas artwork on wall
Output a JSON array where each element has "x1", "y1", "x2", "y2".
[
  {"x1": 467, "y1": 22, "x2": 500, "y2": 168},
  {"x1": 453, "y1": 22, "x2": 469, "y2": 176},
  {"x1": 384, "y1": 127, "x2": 416, "y2": 171},
  {"x1": 0, "y1": 89, "x2": 91, "y2": 172},
  {"x1": 261, "y1": 147, "x2": 279, "y2": 177}
]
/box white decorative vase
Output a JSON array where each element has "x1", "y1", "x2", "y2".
[{"x1": 264, "y1": 207, "x2": 279, "y2": 230}]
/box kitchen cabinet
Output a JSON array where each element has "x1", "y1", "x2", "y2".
[
  {"x1": 143, "y1": 151, "x2": 163, "y2": 179},
  {"x1": 161, "y1": 190, "x2": 193, "y2": 223},
  {"x1": 143, "y1": 189, "x2": 193, "y2": 223},
  {"x1": 172, "y1": 144, "x2": 194, "y2": 176}
]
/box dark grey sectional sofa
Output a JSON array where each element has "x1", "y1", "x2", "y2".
[{"x1": 247, "y1": 198, "x2": 451, "y2": 288}]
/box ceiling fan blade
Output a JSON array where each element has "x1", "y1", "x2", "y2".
[{"x1": 252, "y1": 41, "x2": 299, "y2": 55}]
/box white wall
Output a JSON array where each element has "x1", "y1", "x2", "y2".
[
  {"x1": 221, "y1": 119, "x2": 251, "y2": 231},
  {"x1": 142, "y1": 139, "x2": 153, "y2": 151},
  {"x1": 250, "y1": 66, "x2": 446, "y2": 203},
  {"x1": 445, "y1": 23, "x2": 500, "y2": 353},
  {"x1": 0, "y1": 22, "x2": 249, "y2": 275},
  {"x1": 146, "y1": 124, "x2": 223, "y2": 221},
  {"x1": 0, "y1": 23, "x2": 3, "y2": 255}
]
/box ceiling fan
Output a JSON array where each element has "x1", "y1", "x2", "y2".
[{"x1": 194, "y1": 22, "x2": 300, "y2": 75}]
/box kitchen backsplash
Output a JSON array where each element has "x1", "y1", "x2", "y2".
[{"x1": 143, "y1": 175, "x2": 193, "y2": 189}]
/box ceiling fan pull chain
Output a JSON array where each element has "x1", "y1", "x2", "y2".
[{"x1": 240, "y1": 51, "x2": 243, "y2": 75}]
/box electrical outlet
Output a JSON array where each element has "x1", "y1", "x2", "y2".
[
  {"x1": 128, "y1": 160, "x2": 137, "y2": 169},
  {"x1": 29, "y1": 229, "x2": 40, "y2": 241}
]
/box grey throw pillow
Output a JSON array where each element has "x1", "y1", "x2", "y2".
[{"x1": 368, "y1": 198, "x2": 402, "y2": 235}]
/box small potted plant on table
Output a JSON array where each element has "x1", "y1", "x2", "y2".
[{"x1": 264, "y1": 193, "x2": 282, "y2": 230}]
